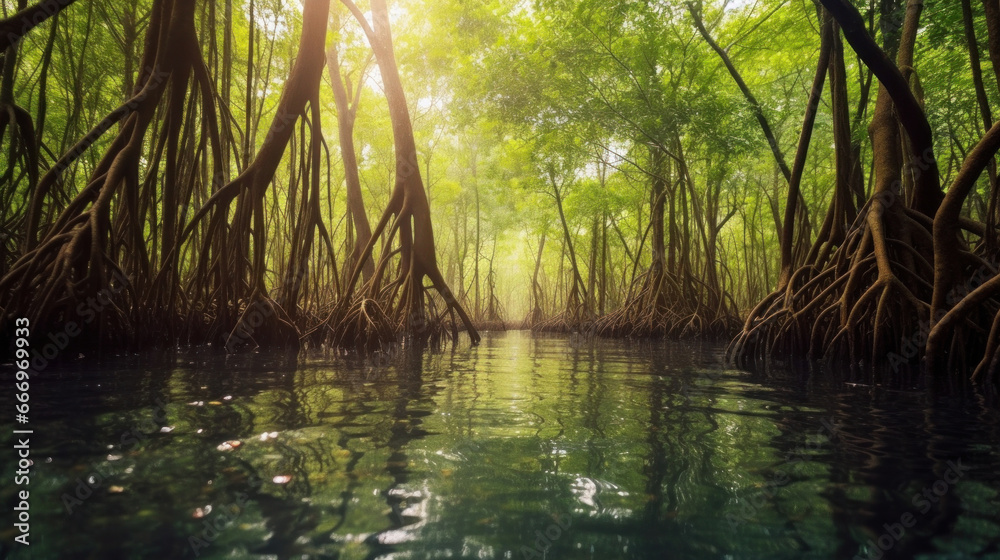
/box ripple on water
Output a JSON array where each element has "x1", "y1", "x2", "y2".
[{"x1": 2, "y1": 330, "x2": 999, "y2": 559}]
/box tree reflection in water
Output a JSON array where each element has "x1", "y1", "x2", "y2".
[{"x1": 2, "y1": 332, "x2": 999, "y2": 559}]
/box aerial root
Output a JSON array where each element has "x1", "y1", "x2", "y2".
[
  {"x1": 728, "y1": 202, "x2": 933, "y2": 375},
  {"x1": 588, "y1": 266, "x2": 739, "y2": 340}
]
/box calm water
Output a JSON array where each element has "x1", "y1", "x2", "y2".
[{"x1": 2, "y1": 331, "x2": 999, "y2": 559}]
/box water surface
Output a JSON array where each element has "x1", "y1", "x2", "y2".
[{"x1": 2, "y1": 331, "x2": 999, "y2": 559}]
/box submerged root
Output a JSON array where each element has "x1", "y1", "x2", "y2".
[
  {"x1": 591, "y1": 264, "x2": 739, "y2": 340},
  {"x1": 927, "y1": 257, "x2": 1000, "y2": 385},
  {"x1": 0, "y1": 1, "x2": 226, "y2": 355},
  {"x1": 221, "y1": 296, "x2": 300, "y2": 352},
  {"x1": 532, "y1": 310, "x2": 588, "y2": 334},
  {"x1": 316, "y1": 297, "x2": 397, "y2": 350},
  {"x1": 309, "y1": 249, "x2": 463, "y2": 352},
  {"x1": 0, "y1": 236, "x2": 134, "y2": 351},
  {"x1": 729, "y1": 199, "x2": 938, "y2": 376}
]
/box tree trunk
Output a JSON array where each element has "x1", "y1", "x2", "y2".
[
  {"x1": 779, "y1": 10, "x2": 832, "y2": 288},
  {"x1": 981, "y1": 0, "x2": 1000, "y2": 93},
  {"x1": 338, "y1": 0, "x2": 479, "y2": 344},
  {"x1": 327, "y1": 40, "x2": 373, "y2": 282},
  {"x1": 821, "y1": 0, "x2": 942, "y2": 216},
  {"x1": 0, "y1": 0, "x2": 79, "y2": 52}
]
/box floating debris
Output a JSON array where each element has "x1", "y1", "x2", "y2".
[
  {"x1": 192, "y1": 505, "x2": 212, "y2": 518},
  {"x1": 216, "y1": 440, "x2": 242, "y2": 452}
]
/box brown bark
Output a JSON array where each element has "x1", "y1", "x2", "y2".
[
  {"x1": 779, "y1": 10, "x2": 832, "y2": 288},
  {"x1": 807, "y1": 21, "x2": 861, "y2": 268},
  {"x1": 0, "y1": 0, "x2": 78, "y2": 52},
  {"x1": 820, "y1": 0, "x2": 942, "y2": 216},
  {"x1": 337, "y1": 0, "x2": 479, "y2": 344},
  {"x1": 327, "y1": 39, "x2": 373, "y2": 282},
  {"x1": 549, "y1": 169, "x2": 588, "y2": 321},
  {"x1": 730, "y1": 0, "x2": 937, "y2": 370},
  {"x1": 961, "y1": 0, "x2": 999, "y2": 247},
  {"x1": 530, "y1": 232, "x2": 546, "y2": 325},
  {"x1": 166, "y1": 0, "x2": 330, "y2": 350},
  {"x1": 981, "y1": 0, "x2": 1000, "y2": 93},
  {"x1": 1, "y1": 0, "x2": 196, "y2": 346},
  {"x1": 928, "y1": 121, "x2": 1000, "y2": 360}
]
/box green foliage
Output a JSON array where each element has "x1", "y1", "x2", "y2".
[{"x1": 3, "y1": 0, "x2": 995, "y2": 324}]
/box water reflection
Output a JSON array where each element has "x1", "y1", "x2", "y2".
[{"x1": 1, "y1": 331, "x2": 998, "y2": 559}]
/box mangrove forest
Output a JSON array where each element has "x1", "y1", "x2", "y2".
[{"x1": 3, "y1": 0, "x2": 1000, "y2": 558}]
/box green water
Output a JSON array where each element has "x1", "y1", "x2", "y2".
[{"x1": 2, "y1": 331, "x2": 999, "y2": 559}]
